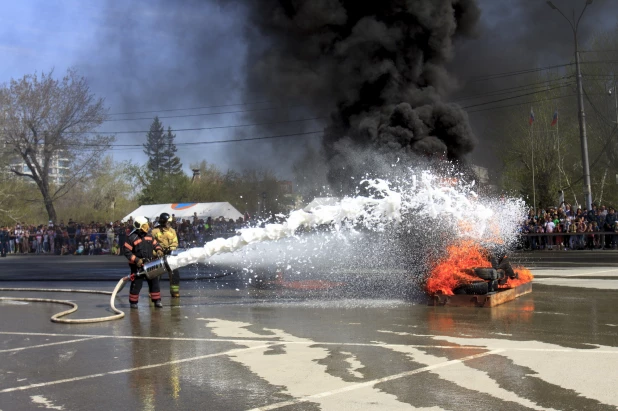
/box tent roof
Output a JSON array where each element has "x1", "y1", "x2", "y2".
[{"x1": 122, "y1": 202, "x2": 243, "y2": 222}]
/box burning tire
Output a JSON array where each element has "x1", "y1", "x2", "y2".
[
  {"x1": 473, "y1": 268, "x2": 498, "y2": 280},
  {"x1": 453, "y1": 281, "x2": 489, "y2": 295}
]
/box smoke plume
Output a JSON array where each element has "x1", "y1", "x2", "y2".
[{"x1": 242, "y1": 0, "x2": 481, "y2": 184}]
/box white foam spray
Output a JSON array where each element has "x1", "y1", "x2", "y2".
[{"x1": 166, "y1": 170, "x2": 526, "y2": 272}]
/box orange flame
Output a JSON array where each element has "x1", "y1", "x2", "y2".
[
  {"x1": 425, "y1": 240, "x2": 533, "y2": 296},
  {"x1": 425, "y1": 240, "x2": 491, "y2": 296},
  {"x1": 502, "y1": 267, "x2": 534, "y2": 289}
]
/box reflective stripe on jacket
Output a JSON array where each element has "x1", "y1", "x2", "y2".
[{"x1": 123, "y1": 230, "x2": 162, "y2": 264}]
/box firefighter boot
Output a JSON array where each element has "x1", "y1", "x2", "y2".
[
  {"x1": 154, "y1": 300, "x2": 163, "y2": 308},
  {"x1": 130, "y1": 303, "x2": 139, "y2": 309}
]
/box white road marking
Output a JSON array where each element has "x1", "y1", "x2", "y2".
[
  {"x1": 383, "y1": 342, "x2": 557, "y2": 411},
  {"x1": 0, "y1": 337, "x2": 104, "y2": 353},
  {"x1": 248, "y1": 350, "x2": 504, "y2": 411},
  {"x1": 1, "y1": 331, "x2": 618, "y2": 353},
  {"x1": 431, "y1": 335, "x2": 618, "y2": 407},
  {"x1": 0, "y1": 343, "x2": 274, "y2": 394},
  {"x1": 30, "y1": 395, "x2": 64, "y2": 410},
  {"x1": 205, "y1": 318, "x2": 427, "y2": 410},
  {"x1": 341, "y1": 351, "x2": 364, "y2": 378}
]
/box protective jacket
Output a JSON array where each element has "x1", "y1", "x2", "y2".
[
  {"x1": 151, "y1": 225, "x2": 178, "y2": 253},
  {"x1": 123, "y1": 230, "x2": 162, "y2": 265},
  {"x1": 605, "y1": 212, "x2": 617, "y2": 230}
]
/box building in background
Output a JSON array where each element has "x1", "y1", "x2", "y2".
[{"x1": 6, "y1": 152, "x2": 70, "y2": 185}]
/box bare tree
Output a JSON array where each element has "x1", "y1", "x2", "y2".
[{"x1": 0, "y1": 69, "x2": 113, "y2": 222}]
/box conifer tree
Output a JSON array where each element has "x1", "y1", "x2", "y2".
[
  {"x1": 143, "y1": 117, "x2": 165, "y2": 181},
  {"x1": 162, "y1": 126, "x2": 183, "y2": 177}
]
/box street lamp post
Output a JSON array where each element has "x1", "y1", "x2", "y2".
[{"x1": 547, "y1": 0, "x2": 593, "y2": 211}]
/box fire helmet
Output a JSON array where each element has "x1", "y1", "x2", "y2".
[
  {"x1": 159, "y1": 213, "x2": 170, "y2": 225},
  {"x1": 133, "y1": 216, "x2": 149, "y2": 232}
]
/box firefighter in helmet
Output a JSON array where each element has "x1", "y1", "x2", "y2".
[
  {"x1": 124, "y1": 216, "x2": 164, "y2": 308},
  {"x1": 151, "y1": 212, "x2": 181, "y2": 298}
]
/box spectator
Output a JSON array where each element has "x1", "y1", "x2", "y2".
[
  {"x1": 75, "y1": 242, "x2": 85, "y2": 255},
  {"x1": 67, "y1": 221, "x2": 77, "y2": 250},
  {"x1": 111, "y1": 240, "x2": 120, "y2": 256},
  {"x1": 35, "y1": 229, "x2": 43, "y2": 254},
  {"x1": 106, "y1": 224, "x2": 114, "y2": 247},
  {"x1": 544, "y1": 215, "x2": 555, "y2": 250},
  {"x1": 604, "y1": 207, "x2": 617, "y2": 249}
]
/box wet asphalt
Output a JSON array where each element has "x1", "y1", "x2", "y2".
[{"x1": 0, "y1": 252, "x2": 617, "y2": 410}]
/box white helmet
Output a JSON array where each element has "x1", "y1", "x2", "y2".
[{"x1": 133, "y1": 216, "x2": 149, "y2": 232}]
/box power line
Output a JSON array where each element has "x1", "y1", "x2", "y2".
[
  {"x1": 0, "y1": 129, "x2": 324, "y2": 155},
  {"x1": 0, "y1": 117, "x2": 326, "y2": 135},
  {"x1": 452, "y1": 76, "x2": 574, "y2": 102},
  {"x1": 467, "y1": 94, "x2": 577, "y2": 114},
  {"x1": 468, "y1": 63, "x2": 573, "y2": 82},
  {"x1": 108, "y1": 100, "x2": 273, "y2": 116},
  {"x1": 460, "y1": 84, "x2": 574, "y2": 110},
  {"x1": 469, "y1": 60, "x2": 618, "y2": 83},
  {"x1": 47, "y1": 130, "x2": 324, "y2": 150},
  {"x1": 106, "y1": 105, "x2": 311, "y2": 122}
]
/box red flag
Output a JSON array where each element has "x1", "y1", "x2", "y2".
[{"x1": 551, "y1": 110, "x2": 558, "y2": 126}]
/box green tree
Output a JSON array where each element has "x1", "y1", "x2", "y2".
[
  {"x1": 162, "y1": 127, "x2": 183, "y2": 177},
  {"x1": 0, "y1": 68, "x2": 112, "y2": 222},
  {"x1": 143, "y1": 116, "x2": 165, "y2": 181},
  {"x1": 140, "y1": 119, "x2": 189, "y2": 204}
]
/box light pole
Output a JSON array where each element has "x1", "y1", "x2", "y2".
[{"x1": 547, "y1": 0, "x2": 593, "y2": 211}]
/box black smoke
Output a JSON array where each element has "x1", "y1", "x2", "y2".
[{"x1": 241, "y1": 0, "x2": 481, "y2": 186}]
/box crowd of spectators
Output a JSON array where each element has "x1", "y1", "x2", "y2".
[
  {"x1": 0, "y1": 212, "x2": 249, "y2": 257},
  {"x1": 521, "y1": 203, "x2": 618, "y2": 250}
]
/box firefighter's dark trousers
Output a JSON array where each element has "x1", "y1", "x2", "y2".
[{"x1": 129, "y1": 264, "x2": 161, "y2": 304}]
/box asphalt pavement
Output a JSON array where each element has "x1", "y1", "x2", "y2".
[{"x1": 0, "y1": 251, "x2": 617, "y2": 410}]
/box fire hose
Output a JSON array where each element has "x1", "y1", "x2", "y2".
[{"x1": 0, "y1": 256, "x2": 176, "y2": 324}]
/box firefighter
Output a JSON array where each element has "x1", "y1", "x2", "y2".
[
  {"x1": 152, "y1": 213, "x2": 181, "y2": 298},
  {"x1": 124, "y1": 216, "x2": 165, "y2": 308}
]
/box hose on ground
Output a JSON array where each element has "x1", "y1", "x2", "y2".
[{"x1": 0, "y1": 277, "x2": 129, "y2": 324}]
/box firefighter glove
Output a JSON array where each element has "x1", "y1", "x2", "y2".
[
  {"x1": 136, "y1": 258, "x2": 144, "y2": 267},
  {"x1": 156, "y1": 249, "x2": 164, "y2": 258}
]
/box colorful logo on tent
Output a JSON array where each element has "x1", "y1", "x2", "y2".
[{"x1": 171, "y1": 203, "x2": 197, "y2": 210}]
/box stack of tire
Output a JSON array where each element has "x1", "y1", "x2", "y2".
[{"x1": 453, "y1": 268, "x2": 507, "y2": 295}]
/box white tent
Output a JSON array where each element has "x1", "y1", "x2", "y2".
[{"x1": 122, "y1": 202, "x2": 243, "y2": 223}]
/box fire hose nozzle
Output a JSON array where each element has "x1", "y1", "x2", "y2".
[{"x1": 136, "y1": 257, "x2": 172, "y2": 280}]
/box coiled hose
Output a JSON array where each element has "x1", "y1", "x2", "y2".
[{"x1": 0, "y1": 276, "x2": 129, "y2": 324}]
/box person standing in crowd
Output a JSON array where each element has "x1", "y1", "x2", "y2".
[
  {"x1": 43, "y1": 229, "x2": 49, "y2": 253},
  {"x1": 35, "y1": 229, "x2": 43, "y2": 254},
  {"x1": 116, "y1": 222, "x2": 126, "y2": 250},
  {"x1": 604, "y1": 207, "x2": 617, "y2": 249},
  {"x1": 151, "y1": 213, "x2": 181, "y2": 298},
  {"x1": 54, "y1": 226, "x2": 63, "y2": 255},
  {"x1": 67, "y1": 221, "x2": 76, "y2": 252},
  {"x1": 0, "y1": 226, "x2": 7, "y2": 257},
  {"x1": 124, "y1": 216, "x2": 164, "y2": 309},
  {"x1": 544, "y1": 215, "x2": 555, "y2": 250},
  {"x1": 8, "y1": 227, "x2": 15, "y2": 254},
  {"x1": 20, "y1": 226, "x2": 29, "y2": 254},
  {"x1": 106, "y1": 224, "x2": 115, "y2": 249}
]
